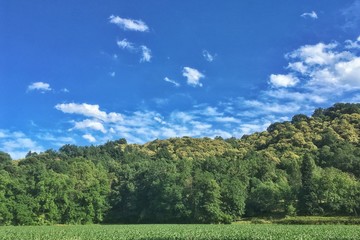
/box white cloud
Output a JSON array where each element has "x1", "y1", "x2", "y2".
[
  {"x1": 269, "y1": 74, "x2": 299, "y2": 88},
  {"x1": 37, "y1": 133, "x2": 75, "y2": 146},
  {"x1": 202, "y1": 106, "x2": 222, "y2": 116},
  {"x1": 274, "y1": 37, "x2": 360, "y2": 94},
  {"x1": 203, "y1": 50, "x2": 216, "y2": 62},
  {"x1": 117, "y1": 39, "x2": 135, "y2": 50},
  {"x1": 182, "y1": 67, "x2": 205, "y2": 87},
  {"x1": 61, "y1": 88, "x2": 70, "y2": 93},
  {"x1": 266, "y1": 89, "x2": 327, "y2": 104},
  {"x1": 287, "y1": 42, "x2": 343, "y2": 66},
  {"x1": 27, "y1": 82, "x2": 52, "y2": 92},
  {"x1": 109, "y1": 15, "x2": 149, "y2": 32},
  {"x1": 334, "y1": 57, "x2": 360, "y2": 88},
  {"x1": 55, "y1": 103, "x2": 107, "y2": 120},
  {"x1": 301, "y1": 11, "x2": 318, "y2": 19},
  {"x1": 140, "y1": 45, "x2": 152, "y2": 62},
  {"x1": 213, "y1": 116, "x2": 240, "y2": 123},
  {"x1": 287, "y1": 62, "x2": 308, "y2": 74},
  {"x1": 345, "y1": 36, "x2": 360, "y2": 49},
  {"x1": 73, "y1": 119, "x2": 107, "y2": 133},
  {"x1": 83, "y1": 134, "x2": 96, "y2": 143},
  {"x1": 0, "y1": 130, "x2": 44, "y2": 159},
  {"x1": 116, "y1": 40, "x2": 152, "y2": 63},
  {"x1": 171, "y1": 111, "x2": 195, "y2": 122},
  {"x1": 164, "y1": 77, "x2": 180, "y2": 87},
  {"x1": 55, "y1": 103, "x2": 123, "y2": 123}
]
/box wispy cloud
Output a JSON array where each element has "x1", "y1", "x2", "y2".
[
  {"x1": 0, "y1": 129, "x2": 44, "y2": 159},
  {"x1": 345, "y1": 36, "x2": 360, "y2": 49},
  {"x1": 116, "y1": 39, "x2": 135, "y2": 50},
  {"x1": 182, "y1": 67, "x2": 205, "y2": 87},
  {"x1": 61, "y1": 88, "x2": 70, "y2": 93},
  {"x1": 140, "y1": 45, "x2": 152, "y2": 62},
  {"x1": 164, "y1": 77, "x2": 180, "y2": 87},
  {"x1": 83, "y1": 134, "x2": 96, "y2": 143},
  {"x1": 116, "y1": 39, "x2": 152, "y2": 63},
  {"x1": 202, "y1": 50, "x2": 216, "y2": 62},
  {"x1": 27, "y1": 82, "x2": 52, "y2": 92},
  {"x1": 341, "y1": 0, "x2": 360, "y2": 30},
  {"x1": 109, "y1": 15, "x2": 149, "y2": 32},
  {"x1": 301, "y1": 11, "x2": 318, "y2": 19}
]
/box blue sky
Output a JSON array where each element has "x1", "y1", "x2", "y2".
[{"x1": 1, "y1": 0, "x2": 360, "y2": 159}]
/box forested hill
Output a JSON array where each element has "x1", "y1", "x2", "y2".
[{"x1": 1, "y1": 103, "x2": 360, "y2": 225}]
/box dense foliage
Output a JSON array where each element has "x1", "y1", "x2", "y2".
[{"x1": 1, "y1": 103, "x2": 360, "y2": 225}]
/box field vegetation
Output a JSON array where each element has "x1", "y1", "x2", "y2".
[{"x1": 1, "y1": 224, "x2": 360, "y2": 240}]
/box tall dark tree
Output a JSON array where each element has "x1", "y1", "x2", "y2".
[{"x1": 298, "y1": 154, "x2": 320, "y2": 215}]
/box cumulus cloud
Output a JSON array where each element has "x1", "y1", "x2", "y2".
[
  {"x1": 73, "y1": 119, "x2": 107, "y2": 133},
  {"x1": 27, "y1": 82, "x2": 52, "y2": 92},
  {"x1": 140, "y1": 45, "x2": 152, "y2": 62},
  {"x1": 285, "y1": 39, "x2": 360, "y2": 91},
  {"x1": 287, "y1": 62, "x2": 308, "y2": 74},
  {"x1": 202, "y1": 50, "x2": 216, "y2": 62},
  {"x1": 164, "y1": 77, "x2": 180, "y2": 87},
  {"x1": 244, "y1": 36, "x2": 360, "y2": 124},
  {"x1": 269, "y1": 74, "x2": 299, "y2": 88},
  {"x1": 301, "y1": 11, "x2": 318, "y2": 19},
  {"x1": 109, "y1": 15, "x2": 149, "y2": 32},
  {"x1": 55, "y1": 103, "x2": 123, "y2": 123},
  {"x1": 182, "y1": 67, "x2": 205, "y2": 87},
  {"x1": 286, "y1": 42, "x2": 345, "y2": 66},
  {"x1": 83, "y1": 134, "x2": 96, "y2": 143}
]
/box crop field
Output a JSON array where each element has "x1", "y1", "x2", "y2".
[{"x1": 1, "y1": 224, "x2": 360, "y2": 240}]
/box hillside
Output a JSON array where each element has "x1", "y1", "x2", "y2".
[{"x1": 1, "y1": 103, "x2": 360, "y2": 225}]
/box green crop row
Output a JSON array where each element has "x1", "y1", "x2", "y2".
[{"x1": 1, "y1": 224, "x2": 360, "y2": 240}]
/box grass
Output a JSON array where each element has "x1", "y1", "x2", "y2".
[{"x1": 1, "y1": 224, "x2": 360, "y2": 240}]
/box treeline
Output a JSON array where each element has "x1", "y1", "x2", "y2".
[{"x1": 1, "y1": 103, "x2": 360, "y2": 225}]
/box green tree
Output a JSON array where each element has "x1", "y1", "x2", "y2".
[{"x1": 298, "y1": 154, "x2": 320, "y2": 215}]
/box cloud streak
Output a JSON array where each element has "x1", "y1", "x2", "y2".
[
  {"x1": 164, "y1": 77, "x2": 180, "y2": 87},
  {"x1": 301, "y1": 11, "x2": 318, "y2": 19},
  {"x1": 109, "y1": 15, "x2": 149, "y2": 32}
]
